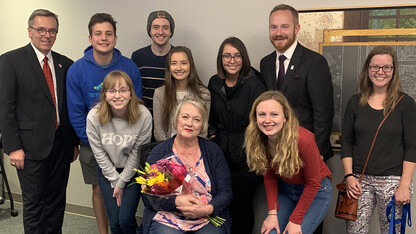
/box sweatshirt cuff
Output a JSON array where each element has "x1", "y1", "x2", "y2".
[{"x1": 115, "y1": 179, "x2": 126, "y2": 189}]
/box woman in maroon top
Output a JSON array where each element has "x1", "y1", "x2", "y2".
[{"x1": 245, "y1": 91, "x2": 331, "y2": 234}]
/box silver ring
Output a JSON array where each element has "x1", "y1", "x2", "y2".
[{"x1": 11, "y1": 162, "x2": 16, "y2": 165}]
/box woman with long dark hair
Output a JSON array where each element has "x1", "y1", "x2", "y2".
[
  {"x1": 153, "y1": 46, "x2": 210, "y2": 141},
  {"x1": 208, "y1": 36, "x2": 265, "y2": 233}
]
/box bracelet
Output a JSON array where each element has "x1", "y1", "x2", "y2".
[
  {"x1": 268, "y1": 213, "x2": 277, "y2": 215},
  {"x1": 344, "y1": 173, "x2": 354, "y2": 179}
]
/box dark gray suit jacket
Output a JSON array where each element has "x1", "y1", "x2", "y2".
[
  {"x1": 0, "y1": 43, "x2": 78, "y2": 160},
  {"x1": 260, "y1": 43, "x2": 334, "y2": 160}
]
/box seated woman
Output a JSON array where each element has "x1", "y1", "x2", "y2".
[
  {"x1": 140, "y1": 98, "x2": 232, "y2": 234},
  {"x1": 245, "y1": 91, "x2": 332, "y2": 234},
  {"x1": 153, "y1": 46, "x2": 210, "y2": 141},
  {"x1": 86, "y1": 70, "x2": 152, "y2": 233}
]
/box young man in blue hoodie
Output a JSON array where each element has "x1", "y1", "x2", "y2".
[{"x1": 67, "y1": 13, "x2": 142, "y2": 234}]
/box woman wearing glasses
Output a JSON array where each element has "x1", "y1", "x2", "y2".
[
  {"x1": 208, "y1": 37, "x2": 266, "y2": 234},
  {"x1": 153, "y1": 46, "x2": 210, "y2": 141},
  {"x1": 86, "y1": 70, "x2": 152, "y2": 233},
  {"x1": 341, "y1": 46, "x2": 416, "y2": 233}
]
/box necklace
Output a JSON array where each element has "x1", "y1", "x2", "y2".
[{"x1": 173, "y1": 138, "x2": 200, "y2": 171}]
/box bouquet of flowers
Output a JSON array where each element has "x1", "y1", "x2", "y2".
[
  {"x1": 135, "y1": 157, "x2": 190, "y2": 196},
  {"x1": 135, "y1": 156, "x2": 226, "y2": 227}
]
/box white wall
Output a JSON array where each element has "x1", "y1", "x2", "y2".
[
  {"x1": 1, "y1": 0, "x2": 416, "y2": 85},
  {"x1": 1, "y1": 0, "x2": 416, "y2": 233}
]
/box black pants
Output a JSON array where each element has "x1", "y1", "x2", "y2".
[
  {"x1": 229, "y1": 184, "x2": 257, "y2": 234},
  {"x1": 17, "y1": 129, "x2": 71, "y2": 234}
]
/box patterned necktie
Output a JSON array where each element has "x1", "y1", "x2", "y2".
[
  {"x1": 277, "y1": 55, "x2": 286, "y2": 90},
  {"x1": 42, "y1": 56, "x2": 57, "y2": 129}
]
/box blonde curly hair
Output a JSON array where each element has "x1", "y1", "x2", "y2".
[{"x1": 245, "y1": 91, "x2": 303, "y2": 178}]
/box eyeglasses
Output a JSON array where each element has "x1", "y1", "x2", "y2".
[
  {"x1": 29, "y1": 26, "x2": 58, "y2": 36},
  {"x1": 222, "y1": 53, "x2": 242, "y2": 62},
  {"x1": 369, "y1": 65, "x2": 394, "y2": 72},
  {"x1": 106, "y1": 88, "x2": 130, "y2": 95}
]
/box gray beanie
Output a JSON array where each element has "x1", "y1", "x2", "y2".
[{"x1": 147, "y1": 10, "x2": 175, "y2": 38}]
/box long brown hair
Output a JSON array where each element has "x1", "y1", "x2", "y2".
[
  {"x1": 96, "y1": 70, "x2": 143, "y2": 124},
  {"x1": 162, "y1": 46, "x2": 207, "y2": 130},
  {"x1": 245, "y1": 91, "x2": 303, "y2": 178},
  {"x1": 358, "y1": 46, "x2": 401, "y2": 115}
]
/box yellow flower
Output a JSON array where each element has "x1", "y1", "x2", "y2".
[
  {"x1": 136, "y1": 169, "x2": 146, "y2": 175},
  {"x1": 146, "y1": 169, "x2": 167, "y2": 186},
  {"x1": 145, "y1": 162, "x2": 151, "y2": 172},
  {"x1": 135, "y1": 177, "x2": 147, "y2": 185}
]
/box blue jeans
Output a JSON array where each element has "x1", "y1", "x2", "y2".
[
  {"x1": 97, "y1": 167, "x2": 141, "y2": 234},
  {"x1": 269, "y1": 177, "x2": 332, "y2": 234},
  {"x1": 149, "y1": 220, "x2": 226, "y2": 234}
]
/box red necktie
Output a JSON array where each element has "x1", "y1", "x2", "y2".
[
  {"x1": 42, "y1": 56, "x2": 58, "y2": 129},
  {"x1": 277, "y1": 55, "x2": 286, "y2": 90}
]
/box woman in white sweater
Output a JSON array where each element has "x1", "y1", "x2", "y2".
[
  {"x1": 153, "y1": 46, "x2": 210, "y2": 141},
  {"x1": 87, "y1": 70, "x2": 152, "y2": 233}
]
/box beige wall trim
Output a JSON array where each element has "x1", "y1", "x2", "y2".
[
  {"x1": 323, "y1": 28, "x2": 416, "y2": 44},
  {"x1": 319, "y1": 41, "x2": 416, "y2": 53},
  {"x1": 299, "y1": 4, "x2": 416, "y2": 13}
]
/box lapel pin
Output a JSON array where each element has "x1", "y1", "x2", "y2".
[
  {"x1": 291, "y1": 75, "x2": 301, "y2": 80},
  {"x1": 58, "y1": 64, "x2": 62, "y2": 68},
  {"x1": 290, "y1": 65, "x2": 294, "y2": 70}
]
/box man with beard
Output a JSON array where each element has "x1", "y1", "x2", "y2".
[
  {"x1": 131, "y1": 10, "x2": 174, "y2": 116},
  {"x1": 260, "y1": 4, "x2": 333, "y2": 234}
]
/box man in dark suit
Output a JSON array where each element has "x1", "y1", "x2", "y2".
[
  {"x1": 261, "y1": 4, "x2": 333, "y2": 161},
  {"x1": 260, "y1": 5, "x2": 333, "y2": 233},
  {"x1": 0, "y1": 9, "x2": 79, "y2": 233}
]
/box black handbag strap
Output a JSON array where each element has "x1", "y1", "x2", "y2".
[{"x1": 357, "y1": 94, "x2": 405, "y2": 183}]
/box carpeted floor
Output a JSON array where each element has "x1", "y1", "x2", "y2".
[{"x1": 0, "y1": 200, "x2": 100, "y2": 234}]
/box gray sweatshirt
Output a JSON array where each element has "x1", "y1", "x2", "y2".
[{"x1": 86, "y1": 104, "x2": 152, "y2": 188}]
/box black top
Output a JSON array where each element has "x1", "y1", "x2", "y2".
[
  {"x1": 341, "y1": 93, "x2": 416, "y2": 176},
  {"x1": 208, "y1": 68, "x2": 266, "y2": 186}
]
